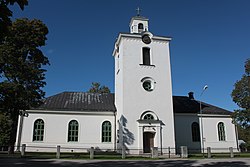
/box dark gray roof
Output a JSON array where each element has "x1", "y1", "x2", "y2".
[
  {"x1": 131, "y1": 16, "x2": 149, "y2": 21},
  {"x1": 173, "y1": 96, "x2": 232, "y2": 115},
  {"x1": 36, "y1": 92, "x2": 231, "y2": 115},
  {"x1": 36, "y1": 92, "x2": 116, "y2": 112}
]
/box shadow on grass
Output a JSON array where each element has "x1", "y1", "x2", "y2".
[{"x1": 1, "y1": 157, "x2": 250, "y2": 167}]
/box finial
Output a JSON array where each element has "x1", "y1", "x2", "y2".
[{"x1": 136, "y1": 7, "x2": 141, "y2": 16}]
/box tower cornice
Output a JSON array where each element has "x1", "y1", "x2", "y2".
[{"x1": 112, "y1": 33, "x2": 172, "y2": 56}]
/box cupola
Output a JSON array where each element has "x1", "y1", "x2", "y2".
[{"x1": 129, "y1": 8, "x2": 149, "y2": 33}]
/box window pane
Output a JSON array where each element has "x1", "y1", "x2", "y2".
[
  {"x1": 143, "y1": 48, "x2": 150, "y2": 65},
  {"x1": 102, "y1": 121, "x2": 112, "y2": 142},
  {"x1": 33, "y1": 119, "x2": 45, "y2": 141},
  {"x1": 68, "y1": 120, "x2": 79, "y2": 142},
  {"x1": 218, "y1": 122, "x2": 226, "y2": 141},
  {"x1": 191, "y1": 122, "x2": 200, "y2": 142},
  {"x1": 143, "y1": 114, "x2": 154, "y2": 120}
]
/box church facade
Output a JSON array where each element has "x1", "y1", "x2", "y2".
[{"x1": 16, "y1": 15, "x2": 239, "y2": 154}]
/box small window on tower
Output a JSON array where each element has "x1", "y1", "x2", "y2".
[
  {"x1": 138, "y1": 23, "x2": 144, "y2": 33},
  {"x1": 141, "y1": 77, "x2": 155, "y2": 92},
  {"x1": 142, "y1": 47, "x2": 150, "y2": 65}
]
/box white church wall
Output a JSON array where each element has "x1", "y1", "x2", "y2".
[
  {"x1": 17, "y1": 110, "x2": 116, "y2": 152},
  {"x1": 174, "y1": 114, "x2": 201, "y2": 153},
  {"x1": 175, "y1": 113, "x2": 239, "y2": 153},
  {"x1": 114, "y1": 39, "x2": 124, "y2": 123},
  {"x1": 201, "y1": 115, "x2": 238, "y2": 152}
]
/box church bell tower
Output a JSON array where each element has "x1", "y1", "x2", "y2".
[{"x1": 112, "y1": 11, "x2": 175, "y2": 154}]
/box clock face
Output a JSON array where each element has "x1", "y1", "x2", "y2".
[{"x1": 142, "y1": 34, "x2": 151, "y2": 44}]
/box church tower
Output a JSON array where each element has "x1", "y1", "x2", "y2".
[{"x1": 112, "y1": 12, "x2": 175, "y2": 154}]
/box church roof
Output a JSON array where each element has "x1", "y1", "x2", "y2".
[
  {"x1": 173, "y1": 96, "x2": 232, "y2": 115},
  {"x1": 130, "y1": 16, "x2": 149, "y2": 21},
  {"x1": 36, "y1": 92, "x2": 116, "y2": 112},
  {"x1": 35, "y1": 92, "x2": 231, "y2": 115}
]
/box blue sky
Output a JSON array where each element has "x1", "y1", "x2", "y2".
[{"x1": 10, "y1": 0, "x2": 250, "y2": 111}]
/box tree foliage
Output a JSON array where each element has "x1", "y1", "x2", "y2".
[
  {"x1": 237, "y1": 125, "x2": 250, "y2": 147},
  {"x1": 0, "y1": 18, "x2": 49, "y2": 110},
  {"x1": 0, "y1": 0, "x2": 28, "y2": 42},
  {"x1": 88, "y1": 82, "x2": 111, "y2": 94},
  {"x1": 231, "y1": 59, "x2": 250, "y2": 128},
  {"x1": 0, "y1": 18, "x2": 49, "y2": 152},
  {"x1": 0, "y1": 112, "x2": 12, "y2": 147}
]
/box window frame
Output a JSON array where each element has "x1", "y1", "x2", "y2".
[
  {"x1": 102, "y1": 121, "x2": 112, "y2": 143},
  {"x1": 140, "y1": 111, "x2": 159, "y2": 121},
  {"x1": 68, "y1": 120, "x2": 79, "y2": 142},
  {"x1": 218, "y1": 122, "x2": 226, "y2": 141},
  {"x1": 33, "y1": 119, "x2": 45, "y2": 142},
  {"x1": 143, "y1": 114, "x2": 155, "y2": 120},
  {"x1": 141, "y1": 77, "x2": 155, "y2": 92},
  {"x1": 142, "y1": 47, "x2": 151, "y2": 65},
  {"x1": 191, "y1": 122, "x2": 200, "y2": 142}
]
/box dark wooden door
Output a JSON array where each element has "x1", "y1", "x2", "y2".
[{"x1": 143, "y1": 132, "x2": 155, "y2": 153}]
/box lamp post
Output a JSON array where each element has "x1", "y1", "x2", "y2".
[{"x1": 200, "y1": 85, "x2": 208, "y2": 158}]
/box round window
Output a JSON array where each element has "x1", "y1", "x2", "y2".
[
  {"x1": 143, "y1": 80, "x2": 154, "y2": 91},
  {"x1": 141, "y1": 77, "x2": 155, "y2": 92}
]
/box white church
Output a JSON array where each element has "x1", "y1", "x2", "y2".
[{"x1": 16, "y1": 14, "x2": 239, "y2": 155}]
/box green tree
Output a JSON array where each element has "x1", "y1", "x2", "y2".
[
  {"x1": 0, "y1": 112, "x2": 12, "y2": 148},
  {"x1": 0, "y1": 18, "x2": 49, "y2": 153},
  {"x1": 231, "y1": 59, "x2": 250, "y2": 128},
  {"x1": 0, "y1": 0, "x2": 28, "y2": 43},
  {"x1": 237, "y1": 125, "x2": 250, "y2": 148},
  {"x1": 88, "y1": 82, "x2": 111, "y2": 94}
]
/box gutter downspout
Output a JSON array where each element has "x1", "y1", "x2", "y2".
[
  {"x1": 160, "y1": 125, "x2": 163, "y2": 155},
  {"x1": 114, "y1": 111, "x2": 117, "y2": 151},
  {"x1": 16, "y1": 112, "x2": 24, "y2": 151}
]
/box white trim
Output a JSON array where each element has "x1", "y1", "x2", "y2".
[
  {"x1": 197, "y1": 114, "x2": 231, "y2": 118},
  {"x1": 175, "y1": 113, "x2": 231, "y2": 118}
]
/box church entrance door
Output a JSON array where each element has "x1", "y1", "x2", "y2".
[{"x1": 143, "y1": 132, "x2": 155, "y2": 153}]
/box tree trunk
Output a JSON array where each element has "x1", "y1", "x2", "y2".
[{"x1": 8, "y1": 109, "x2": 19, "y2": 154}]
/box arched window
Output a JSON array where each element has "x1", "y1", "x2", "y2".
[
  {"x1": 102, "y1": 121, "x2": 112, "y2": 142},
  {"x1": 143, "y1": 114, "x2": 154, "y2": 120},
  {"x1": 68, "y1": 120, "x2": 79, "y2": 142},
  {"x1": 142, "y1": 47, "x2": 151, "y2": 65},
  {"x1": 138, "y1": 23, "x2": 144, "y2": 32},
  {"x1": 191, "y1": 122, "x2": 200, "y2": 142},
  {"x1": 140, "y1": 111, "x2": 159, "y2": 121},
  {"x1": 218, "y1": 122, "x2": 226, "y2": 141},
  {"x1": 33, "y1": 119, "x2": 44, "y2": 141}
]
